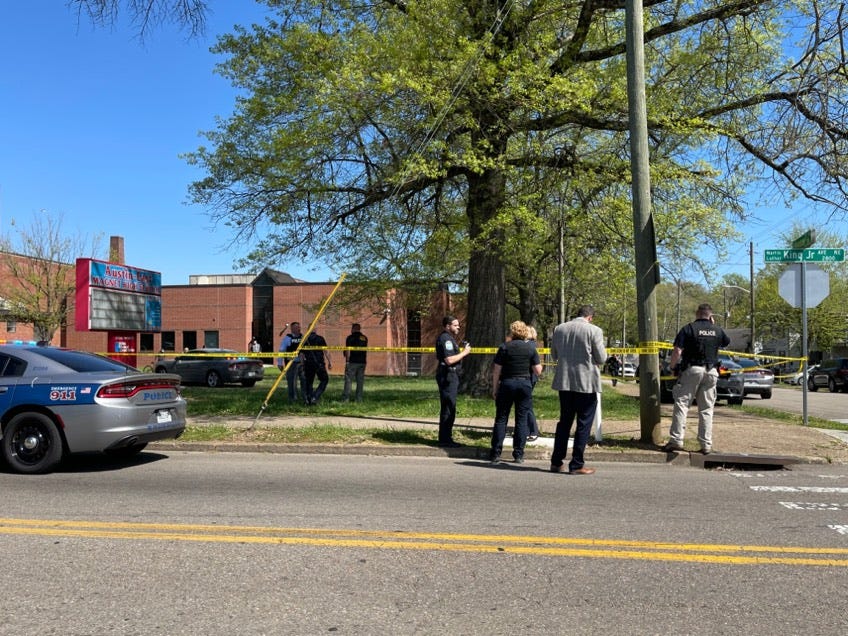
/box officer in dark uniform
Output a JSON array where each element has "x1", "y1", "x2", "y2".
[
  {"x1": 303, "y1": 329, "x2": 331, "y2": 405},
  {"x1": 278, "y1": 322, "x2": 306, "y2": 403},
  {"x1": 606, "y1": 354, "x2": 622, "y2": 386},
  {"x1": 662, "y1": 303, "x2": 730, "y2": 454},
  {"x1": 489, "y1": 321, "x2": 542, "y2": 464},
  {"x1": 435, "y1": 315, "x2": 471, "y2": 447},
  {"x1": 342, "y1": 323, "x2": 368, "y2": 402}
]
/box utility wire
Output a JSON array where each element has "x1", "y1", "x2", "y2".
[{"x1": 388, "y1": 0, "x2": 518, "y2": 200}]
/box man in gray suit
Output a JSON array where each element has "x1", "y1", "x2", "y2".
[{"x1": 549, "y1": 305, "x2": 607, "y2": 475}]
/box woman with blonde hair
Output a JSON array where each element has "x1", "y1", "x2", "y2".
[{"x1": 489, "y1": 321, "x2": 543, "y2": 464}]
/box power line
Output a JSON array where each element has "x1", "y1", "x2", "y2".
[{"x1": 389, "y1": 1, "x2": 519, "y2": 200}]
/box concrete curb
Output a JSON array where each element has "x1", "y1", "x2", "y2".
[{"x1": 151, "y1": 404, "x2": 848, "y2": 466}]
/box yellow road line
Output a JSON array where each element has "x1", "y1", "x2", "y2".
[{"x1": 0, "y1": 518, "x2": 845, "y2": 566}]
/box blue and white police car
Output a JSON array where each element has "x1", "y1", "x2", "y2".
[{"x1": 0, "y1": 343, "x2": 187, "y2": 474}]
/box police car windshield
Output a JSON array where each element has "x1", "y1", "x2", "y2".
[{"x1": 31, "y1": 348, "x2": 136, "y2": 373}]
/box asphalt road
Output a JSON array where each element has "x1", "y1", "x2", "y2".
[
  {"x1": 752, "y1": 384, "x2": 848, "y2": 422},
  {"x1": 1, "y1": 452, "x2": 847, "y2": 635}
]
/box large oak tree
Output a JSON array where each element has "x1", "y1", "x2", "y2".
[{"x1": 181, "y1": 0, "x2": 847, "y2": 391}]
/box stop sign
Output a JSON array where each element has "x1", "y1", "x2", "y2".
[{"x1": 779, "y1": 263, "x2": 829, "y2": 308}]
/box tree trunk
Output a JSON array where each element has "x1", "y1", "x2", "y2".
[{"x1": 459, "y1": 170, "x2": 506, "y2": 395}]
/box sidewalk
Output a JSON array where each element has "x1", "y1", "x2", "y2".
[{"x1": 152, "y1": 398, "x2": 848, "y2": 465}]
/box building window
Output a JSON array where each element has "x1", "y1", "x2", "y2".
[
  {"x1": 161, "y1": 331, "x2": 176, "y2": 351},
  {"x1": 204, "y1": 331, "x2": 219, "y2": 348},
  {"x1": 5, "y1": 321, "x2": 16, "y2": 333},
  {"x1": 183, "y1": 331, "x2": 197, "y2": 350},
  {"x1": 139, "y1": 333, "x2": 154, "y2": 352}
]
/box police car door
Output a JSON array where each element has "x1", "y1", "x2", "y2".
[
  {"x1": 0, "y1": 353, "x2": 24, "y2": 416},
  {"x1": 174, "y1": 352, "x2": 202, "y2": 384}
]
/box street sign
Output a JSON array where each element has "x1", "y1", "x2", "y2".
[
  {"x1": 791, "y1": 229, "x2": 816, "y2": 249},
  {"x1": 765, "y1": 249, "x2": 802, "y2": 262},
  {"x1": 802, "y1": 248, "x2": 844, "y2": 262},
  {"x1": 764, "y1": 248, "x2": 844, "y2": 262}
]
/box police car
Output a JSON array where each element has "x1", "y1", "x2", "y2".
[{"x1": 0, "y1": 343, "x2": 187, "y2": 474}]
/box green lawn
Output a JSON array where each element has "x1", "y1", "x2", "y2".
[
  {"x1": 177, "y1": 369, "x2": 846, "y2": 444},
  {"x1": 179, "y1": 370, "x2": 641, "y2": 445},
  {"x1": 180, "y1": 368, "x2": 641, "y2": 421}
]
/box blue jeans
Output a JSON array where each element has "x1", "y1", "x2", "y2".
[
  {"x1": 551, "y1": 390, "x2": 597, "y2": 471},
  {"x1": 304, "y1": 364, "x2": 329, "y2": 404},
  {"x1": 285, "y1": 360, "x2": 306, "y2": 403},
  {"x1": 491, "y1": 377, "x2": 533, "y2": 460}
]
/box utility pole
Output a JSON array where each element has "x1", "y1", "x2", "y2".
[
  {"x1": 749, "y1": 241, "x2": 755, "y2": 352},
  {"x1": 625, "y1": 0, "x2": 662, "y2": 444}
]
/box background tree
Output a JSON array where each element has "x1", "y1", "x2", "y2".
[
  {"x1": 68, "y1": 0, "x2": 207, "y2": 39},
  {"x1": 0, "y1": 214, "x2": 102, "y2": 342},
  {"x1": 183, "y1": 1, "x2": 848, "y2": 392}
]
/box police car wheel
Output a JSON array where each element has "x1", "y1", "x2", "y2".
[
  {"x1": 206, "y1": 370, "x2": 222, "y2": 387},
  {"x1": 2, "y1": 412, "x2": 64, "y2": 474}
]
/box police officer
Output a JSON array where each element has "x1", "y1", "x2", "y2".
[
  {"x1": 278, "y1": 322, "x2": 306, "y2": 403},
  {"x1": 342, "y1": 323, "x2": 368, "y2": 402},
  {"x1": 435, "y1": 315, "x2": 471, "y2": 447},
  {"x1": 662, "y1": 303, "x2": 730, "y2": 454},
  {"x1": 302, "y1": 329, "x2": 331, "y2": 405},
  {"x1": 606, "y1": 354, "x2": 622, "y2": 386}
]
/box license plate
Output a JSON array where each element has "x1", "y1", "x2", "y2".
[
  {"x1": 156, "y1": 410, "x2": 173, "y2": 423},
  {"x1": 247, "y1": 371, "x2": 255, "y2": 377}
]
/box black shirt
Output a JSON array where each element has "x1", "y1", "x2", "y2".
[
  {"x1": 494, "y1": 339, "x2": 539, "y2": 379},
  {"x1": 674, "y1": 318, "x2": 730, "y2": 369},
  {"x1": 303, "y1": 332, "x2": 327, "y2": 367},
  {"x1": 436, "y1": 331, "x2": 460, "y2": 368},
  {"x1": 345, "y1": 332, "x2": 368, "y2": 364}
]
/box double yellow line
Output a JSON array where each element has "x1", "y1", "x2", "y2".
[{"x1": 2, "y1": 518, "x2": 846, "y2": 566}]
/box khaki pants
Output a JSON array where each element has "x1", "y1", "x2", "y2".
[{"x1": 668, "y1": 366, "x2": 718, "y2": 451}]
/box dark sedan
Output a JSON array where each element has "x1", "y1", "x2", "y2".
[
  {"x1": 659, "y1": 359, "x2": 744, "y2": 405},
  {"x1": 155, "y1": 348, "x2": 264, "y2": 387}
]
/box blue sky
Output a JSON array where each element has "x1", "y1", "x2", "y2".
[
  {"x1": 0, "y1": 2, "x2": 843, "y2": 287},
  {"x1": 720, "y1": 197, "x2": 845, "y2": 285},
  {"x1": 0, "y1": 0, "x2": 337, "y2": 285}
]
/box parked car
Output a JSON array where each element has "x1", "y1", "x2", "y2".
[
  {"x1": 0, "y1": 344, "x2": 186, "y2": 474},
  {"x1": 622, "y1": 362, "x2": 637, "y2": 378},
  {"x1": 155, "y1": 348, "x2": 264, "y2": 387},
  {"x1": 659, "y1": 359, "x2": 744, "y2": 405},
  {"x1": 716, "y1": 359, "x2": 746, "y2": 405},
  {"x1": 787, "y1": 364, "x2": 818, "y2": 385},
  {"x1": 807, "y1": 358, "x2": 848, "y2": 393},
  {"x1": 725, "y1": 356, "x2": 774, "y2": 399}
]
